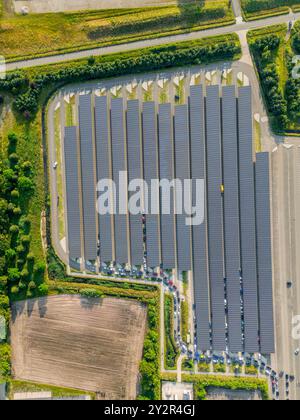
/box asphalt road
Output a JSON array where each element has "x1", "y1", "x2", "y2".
[{"x1": 6, "y1": 9, "x2": 300, "y2": 72}]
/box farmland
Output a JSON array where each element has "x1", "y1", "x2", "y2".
[
  {"x1": 0, "y1": 1, "x2": 234, "y2": 61},
  {"x1": 11, "y1": 295, "x2": 147, "y2": 399}
]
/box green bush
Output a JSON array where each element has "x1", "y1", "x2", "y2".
[
  {"x1": 80, "y1": 288, "x2": 103, "y2": 298},
  {"x1": 164, "y1": 294, "x2": 179, "y2": 369},
  {"x1": 242, "y1": 0, "x2": 296, "y2": 13},
  {"x1": 0, "y1": 344, "x2": 11, "y2": 379},
  {"x1": 38, "y1": 284, "x2": 49, "y2": 296}
]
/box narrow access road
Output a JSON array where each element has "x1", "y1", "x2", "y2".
[{"x1": 6, "y1": 11, "x2": 300, "y2": 72}]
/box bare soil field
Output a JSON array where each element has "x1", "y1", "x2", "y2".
[
  {"x1": 205, "y1": 387, "x2": 262, "y2": 401},
  {"x1": 10, "y1": 295, "x2": 147, "y2": 399},
  {"x1": 13, "y1": 0, "x2": 175, "y2": 14}
]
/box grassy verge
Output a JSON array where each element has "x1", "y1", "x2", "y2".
[
  {"x1": 213, "y1": 363, "x2": 226, "y2": 374},
  {"x1": 8, "y1": 380, "x2": 95, "y2": 400},
  {"x1": 241, "y1": 0, "x2": 298, "y2": 21},
  {"x1": 182, "y1": 358, "x2": 194, "y2": 372},
  {"x1": 245, "y1": 365, "x2": 259, "y2": 376},
  {"x1": 0, "y1": 2, "x2": 235, "y2": 62},
  {"x1": 181, "y1": 300, "x2": 189, "y2": 343},
  {"x1": 164, "y1": 294, "x2": 179, "y2": 370},
  {"x1": 198, "y1": 362, "x2": 210, "y2": 373}
]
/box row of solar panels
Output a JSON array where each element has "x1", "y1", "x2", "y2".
[{"x1": 63, "y1": 85, "x2": 274, "y2": 354}]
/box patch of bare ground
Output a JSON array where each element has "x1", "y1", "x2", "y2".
[{"x1": 10, "y1": 295, "x2": 147, "y2": 400}]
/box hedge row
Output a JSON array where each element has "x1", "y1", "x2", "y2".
[
  {"x1": 88, "y1": 6, "x2": 227, "y2": 40},
  {"x1": 242, "y1": 0, "x2": 297, "y2": 13},
  {"x1": 164, "y1": 294, "x2": 179, "y2": 370},
  {"x1": 0, "y1": 38, "x2": 240, "y2": 119}
]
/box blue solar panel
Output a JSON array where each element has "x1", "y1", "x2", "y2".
[{"x1": 79, "y1": 95, "x2": 98, "y2": 261}]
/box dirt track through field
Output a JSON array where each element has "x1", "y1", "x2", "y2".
[{"x1": 11, "y1": 295, "x2": 147, "y2": 399}]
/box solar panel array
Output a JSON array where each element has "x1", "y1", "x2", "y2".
[
  {"x1": 127, "y1": 100, "x2": 144, "y2": 266},
  {"x1": 95, "y1": 95, "x2": 113, "y2": 263},
  {"x1": 62, "y1": 85, "x2": 274, "y2": 354},
  {"x1": 222, "y1": 86, "x2": 243, "y2": 352},
  {"x1": 174, "y1": 105, "x2": 192, "y2": 271},
  {"x1": 78, "y1": 95, "x2": 98, "y2": 261},
  {"x1": 142, "y1": 102, "x2": 161, "y2": 268},
  {"x1": 158, "y1": 104, "x2": 176, "y2": 269},
  {"x1": 238, "y1": 86, "x2": 259, "y2": 353},
  {"x1": 255, "y1": 153, "x2": 275, "y2": 354},
  {"x1": 64, "y1": 126, "x2": 82, "y2": 260},
  {"x1": 111, "y1": 98, "x2": 129, "y2": 264},
  {"x1": 206, "y1": 86, "x2": 226, "y2": 351},
  {"x1": 189, "y1": 85, "x2": 211, "y2": 351}
]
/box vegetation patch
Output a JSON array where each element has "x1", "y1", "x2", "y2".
[
  {"x1": 9, "y1": 380, "x2": 95, "y2": 400},
  {"x1": 182, "y1": 358, "x2": 194, "y2": 372},
  {"x1": 248, "y1": 23, "x2": 300, "y2": 133},
  {"x1": 164, "y1": 294, "x2": 179, "y2": 370},
  {"x1": 180, "y1": 300, "x2": 189, "y2": 343},
  {"x1": 162, "y1": 373, "x2": 269, "y2": 400},
  {"x1": 241, "y1": 0, "x2": 298, "y2": 20}
]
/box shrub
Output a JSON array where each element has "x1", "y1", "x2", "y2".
[
  {"x1": 8, "y1": 153, "x2": 19, "y2": 166},
  {"x1": 38, "y1": 283, "x2": 49, "y2": 296},
  {"x1": 18, "y1": 176, "x2": 34, "y2": 193},
  {"x1": 10, "y1": 285, "x2": 19, "y2": 295},
  {"x1": 9, "y1": 225, "x2": 19, "y2": 235},
  {"x1": 28, "y1": 280, "x2": 36, "y2": 290},
  {"x1": 13, "y1": 207, "x2": 22, "y2": 217},
  {"x1": 20, "y1": 268, "x2": 29, "y2": 281},
  {"x1": 18, "y1": 281, "x2": 27, "y2": 291},
  {"x1": 7, "y1": 268, "x2": 20, "y2": 283},
  {"x1": 10, "y1": 190, "x2": 19, "y2": 200},
  {"x1": 80, "y1": 288, "x2": 103, "y2": 298},
  {"x1": 34, "y1": 262, "x2": 46, "y2": 275}
]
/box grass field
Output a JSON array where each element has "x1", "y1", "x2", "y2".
[
  {"x1": 9, "y1": 380, "x2": 95, "y2": 400},
  {"x1": 11, "y1": 295, "x2": 147, "y2": 398},
  {"x1": 241, "y1": 0, "x2": 300, "y2": 21},
  {"x1": 0, "y1": 1, "x2": 234, "y2": 61}
]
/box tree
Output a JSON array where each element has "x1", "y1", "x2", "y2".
[
  {"x1": 80, "y1": 288, "x2": 103, "y2": 298},
  {"x1": 18, "y1": 176, "x2": 34, "y2": 193},
  {"x1": 34, "y1": 262, "x2": 46, "y2": 275},
  {"x1": 38, "y1": 283, "x2": 49, "y2": 296},
  {"x1": 5, "y1": 248, "x2": 16, "y2": 268},
  {"x1": 8, "y1": 153, "x2": 19, "y2": 167},
  {"x1": 0, "y1": 199, "x2": 9, "y2": 229},
  {"x1": 9, "y1": 225, "x2": 19, "y2": 235},
  {"x1": 8, "y1": 268, "x2": 21, "y2": 283},
  {"x1": 20, "y1": 268, "x2": 29, "y2": 281}
]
